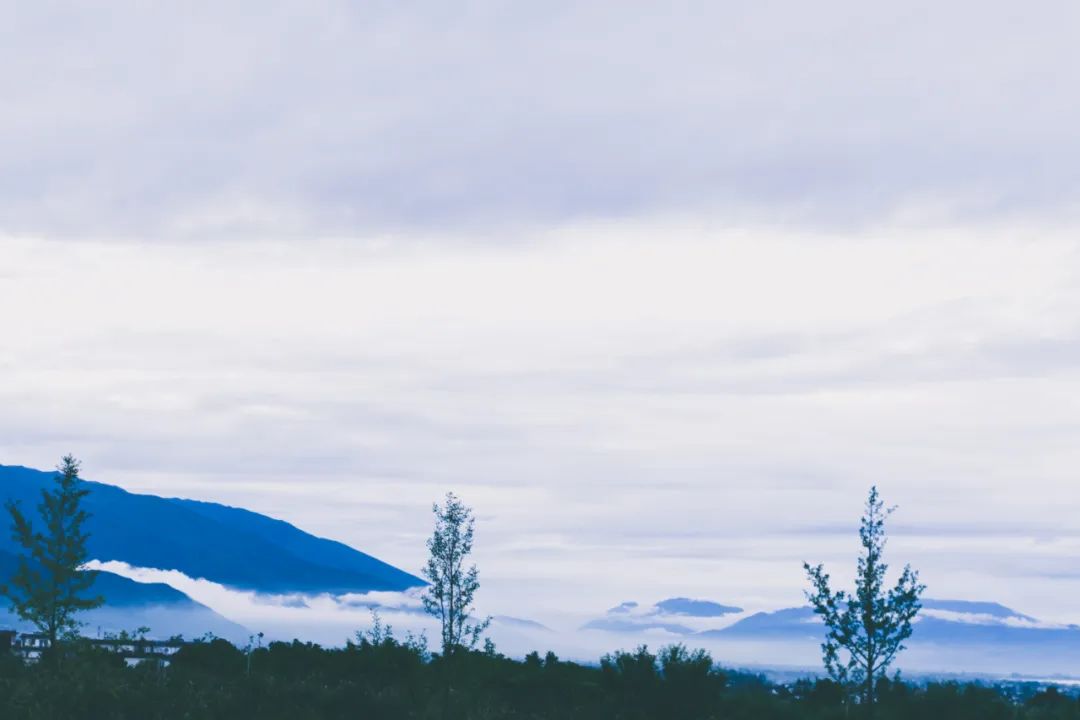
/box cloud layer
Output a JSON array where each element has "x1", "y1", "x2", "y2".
[
  {"x1": 4, "y1": 228, "x2": 1080, "y2": 626},
  {"x1": 4, "y1": 2, "x2": 1080, "y2": 637},
  {"x1": 3, "y1": 1, "x2": 1080, "y2": 238}
]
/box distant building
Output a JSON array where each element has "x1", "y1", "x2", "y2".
[
  {"x1": 0, "y1": 629, "x2": 187, "y2": 666},
  {"x1": 11, "y1": 632, "x2": 50, "y2": 663}
]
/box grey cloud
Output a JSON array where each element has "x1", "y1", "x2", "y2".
[
  {"x1": 421, "y1": 319, "x2": 1080, "y2": 401},
  {"x1": 3, "y1": 1, "x2": 1080, "y2": 240}
]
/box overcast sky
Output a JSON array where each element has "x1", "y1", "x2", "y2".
[{"x1": 3, "y1": 1, "x2": 1080, "y2": 626}]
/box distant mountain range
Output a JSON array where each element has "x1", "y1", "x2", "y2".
[
  {"x1": 0, "y1": 463, "x2": 424, "y2": 641},
  {"x1": 703, "y1": 599, "x2": 1080, "y2": 646},
  {"x1": 583, "y1": 597, "x2": 1080, "y2": 675}
]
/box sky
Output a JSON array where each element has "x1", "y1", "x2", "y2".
[{"x1": 3, "y1": 1, "x2": 1080, "y2": 630}]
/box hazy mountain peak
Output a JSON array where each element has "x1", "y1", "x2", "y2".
[{"x1": 655, "y1": 598, "x2": 744, "y2": 617}]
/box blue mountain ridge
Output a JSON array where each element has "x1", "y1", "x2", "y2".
[
  {"x1": 580, "y1": 597, "x2": 1080, "y2": 676},
  {"x1": 584, "y1": 597, "x2": 1080, "y2": 651},
  {"x1": 0, "y1": 464, "x2": 423, "y2": 595}
]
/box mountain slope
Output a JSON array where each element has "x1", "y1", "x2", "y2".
[
  {"x1": 0, "y1": 464, "x2": 422, "y2": 595},
  {"x1": 702, "y1": 606, "x2": 817, "y2": 639},
  {"x1": 169, "y1": 497, "x2": 420, "y2": 591}
]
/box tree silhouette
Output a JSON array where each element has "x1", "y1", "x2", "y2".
[
  {"x1": 1, "y1": 455, "x2": 103, "y2": 649},
  {"x1": 804, "y1": 486, "x2": 925, "y2": 715},
  {"x1": 421, "y1": 492, "x2": 490, "y2": 659}
]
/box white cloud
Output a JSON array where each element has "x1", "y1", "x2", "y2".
[
  {"x1": 86, "y1": 560, "x2": 573, "y2": 657},
  {"x1": 3, "y1": 224, "x2": 1080, "y2": 628},
  {"x1": 86, "y1": 560, "x2": 432, "y2": 645},
  {"x1": 919, "y1": 609, "x2": 1065, "y2": 630}
]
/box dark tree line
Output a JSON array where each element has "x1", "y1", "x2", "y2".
[{"x1": 2, "y1": 633, "x2": 1079, "y2": 720}]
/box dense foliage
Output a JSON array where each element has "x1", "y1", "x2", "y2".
[{"x1": 1, "y1": 635, "x2": 1078, "y2": 720}]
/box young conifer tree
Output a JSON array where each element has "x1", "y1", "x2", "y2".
[
  {"x1": 1, "y1": 455, "x2": 103, "y2": 647},
  {"x1": 804, "y1": 486, "x2": 925, "y2": 715}
]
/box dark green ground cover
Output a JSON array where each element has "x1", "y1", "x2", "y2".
[{"x1": 2, "y1": 637, "x2": 1078, "y2": 720}]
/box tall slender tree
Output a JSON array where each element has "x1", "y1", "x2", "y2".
[
  {"x1": 1, "y1": 455, "x2": 103, "y2": 648},
  {"x1": 421, "y1": 492, "x2": 491, "y2": 659},
  {"x1": 804, "y1": 486, "x2": 925, "y2": 716}
]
